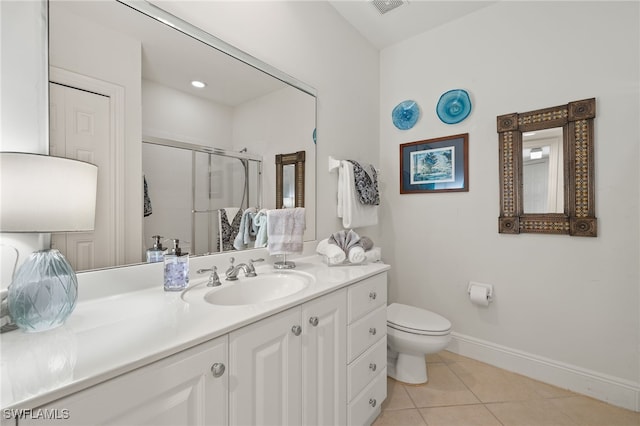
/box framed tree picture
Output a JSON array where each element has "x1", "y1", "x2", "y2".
[{"x1": 400, "y1": 133, "x2": 469, "y2": 193}]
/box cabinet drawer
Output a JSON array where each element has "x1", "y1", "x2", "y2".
[
  {"x1": 348, "y1": 337, "x2": 387, "y2": 401},
  {"x1": 348, "y1": 273, "x2": 387, "y2": 324},
  {"x1": 348, "y1": 305, "x2": 386, "y2": 362},
  {"x1": 347, "y1": 368, "x2": 387, "y2": 426}
]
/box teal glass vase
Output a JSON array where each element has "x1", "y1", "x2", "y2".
[{"x1": 8, "y1": 249, "x2": 78, "y2": 332}]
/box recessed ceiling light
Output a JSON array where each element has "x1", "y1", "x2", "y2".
[{"x1": 191, "y1": 80, "x2": 206, "y2": 89}]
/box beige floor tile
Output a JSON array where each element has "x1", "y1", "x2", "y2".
[
  {"x1": 420, "y1": 404, "x2": 502, "y2": 426},
  {"x1": 486, "y1": 400, "x2": 578, "y2": 426},
  {"x1": 426, "y1": 353, "x2": 445, "y2": 363},
  {"x1": 549, "y1": 396, "x2": 640, "y2": 426},
  {"x1": 403, "y1": 363, "x2": 480, "y2": 408},
  {"x1": 437, "y1": 350, "x2": 474, "y2": 364},
  {"x1": 518, "y1": 374, "x2": 575, "y2": 399},
  {"x1": 449, "y1": 360, "x2": 543, "y2": 403},
  {"x1": 383, "y1": 378, "x2": 416, "y2": 411},
  {"x1": 372, "y1": 408, "x2": 427, "y2": 426}
]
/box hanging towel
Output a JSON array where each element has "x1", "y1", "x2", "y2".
[
  {"x1": 143, "y1": 175, "x2": 153, "y2": 217},
  {"x1": 337, "y1": 161, "x2": 378, "y2": 228},
  {"x1": 217, "y1": 208, "x2": 242, "y2": 252},
  {"x1": 347, "y1": 160, "x2": 380, "y2": 205},
  {"x1": 253, "y1": 209, "x2": 268, "y2": 248},
  {"x1": 233, "y1": 207, "x2": 257, "y2": 250},
  {"x1": 267, "y1": 208, "x2": 305, "y2": 255}
]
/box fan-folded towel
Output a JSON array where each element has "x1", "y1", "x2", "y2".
[{"x1": 267, "y1": 208, "x2": 305, "y2": 255}]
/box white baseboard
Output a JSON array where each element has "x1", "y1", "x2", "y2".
[{"x1": 448, "y1": 332, "x2": 640, "y2": 412}]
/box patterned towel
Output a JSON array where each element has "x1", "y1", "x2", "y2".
[{"x1": 347, "y1": 160, "x2": 380, "y2": 205}]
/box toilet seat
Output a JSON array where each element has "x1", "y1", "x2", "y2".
[{"x1": 387, "y1": 303, "x2": 451, "y2": 336}]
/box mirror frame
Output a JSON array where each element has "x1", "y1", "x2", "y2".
[
  {"x1": 276, "y1": 151, "x2": 305, "y2": 208},
  {"x1": 497, "y1": 98, "x2": 597, "y2": 237}
]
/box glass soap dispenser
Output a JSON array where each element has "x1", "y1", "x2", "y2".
[
  {"x1": 146, "y1": 235, "x2": 166, "y2": 263},
  {"x1": 164, "y1": 239, "x2": 189, "y2": 291}
]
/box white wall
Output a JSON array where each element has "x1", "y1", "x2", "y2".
[
  {"x1": 380, "y1": 1, "x2": 639, "y2": 408},
  {"x1": 150, "y1": 0, "x2": 381, "y2": 244},
  {"x1": 0, "y1": 1, "x2": 49, "y2": 288}
]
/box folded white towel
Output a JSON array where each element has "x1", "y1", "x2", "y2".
[
  {"x1": 338, "y1": 161, "x2": 378, "y2": 228},
  {"x1": 316, "y1": 238, "x2": 346, "y2": 264},
  {"x1": 348, "y1": 246, "x2": 366, "y2": 264},
  {"x1": 267, "y1": 208, "x2": 305, "y2": 255},
  {"x1": 364, "y1": 247, "x2": 382, "y2": 263}
]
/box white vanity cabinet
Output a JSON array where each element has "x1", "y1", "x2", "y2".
[
  {"x1": 7, "y1": 268, "x2": 390, "y2": 426},
  {"x1": 228, "y1": 289, "x2": 347, "y2": 426},
  {"x1": 346, "y1": 273, "x2": 388, "y2": 426},
  {"x1": 19, "y1": 335, "x2": 229, "y2": 426}
]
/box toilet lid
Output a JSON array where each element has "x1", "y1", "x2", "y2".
[{"x1": 387, "y1": 303, "x2": 451, "y2": 335}]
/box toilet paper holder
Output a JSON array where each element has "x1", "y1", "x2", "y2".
[{"x1": 467, "y1": 282, "x2": 494, "y2": 303}]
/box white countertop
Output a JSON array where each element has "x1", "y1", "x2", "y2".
[{"x1": 0, "y1": 254, "x2": 389, "y2": 410}]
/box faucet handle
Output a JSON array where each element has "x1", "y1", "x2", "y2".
[
  {"x1": 208, "y1": 266, "x2": 221, "y2": 287},
  {"x1": 246, "y1": 258, "x2": 264, "y2": 277}
]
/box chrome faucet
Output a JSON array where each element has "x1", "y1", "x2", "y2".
[
  {"x1": 196, "y1": 265, "x2": 221, "y2": 287},
  {"x1": 225, "y1": 257, "x2": 264, "y2": 281}
]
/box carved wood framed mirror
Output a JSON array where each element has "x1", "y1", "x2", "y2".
[
  {"x1": 497, "y1": 98, "x2": 597, "y2": 236},
  {"x1": 276, "y1": 151, "x2": 305, "y2": 208}
]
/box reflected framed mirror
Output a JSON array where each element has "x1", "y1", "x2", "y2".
[
  {"x1": 497, "y1": 98, "x2": 597, "y2": 236},
  {"x1": 276, "y1": 151, "x2": 305, "y2": 209},
  {"x1": 47, "y1": 0, "x2": 317, "y2": 271}
]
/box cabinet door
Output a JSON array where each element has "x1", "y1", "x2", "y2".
[
  {"x1": 229, "y1": 308, "x2": 302, "y2": 426},
  {"x1": 301, "y1": 289, "x2": 347, "y2": 426},
  {"x1": 18, "y1": 336, "x2": 228, "y2": 426}
]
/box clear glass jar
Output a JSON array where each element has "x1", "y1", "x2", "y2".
[{"x1": 8, "y1": 249, "x2": 78, "y2": 332}]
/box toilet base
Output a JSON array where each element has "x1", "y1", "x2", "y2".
[{"x1": 387, "y1": 352, "x2": 428, "y2": 384}]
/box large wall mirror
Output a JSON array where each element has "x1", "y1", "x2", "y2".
[
  {"x1": 48, "y1": 0, "x2": 317, "y2": 271},
  {"x1": 497, "y1": 98, "x2": 597, "y2": 237}
]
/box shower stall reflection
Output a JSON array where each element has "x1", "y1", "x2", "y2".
[{"x1": 142, "y1": 138, "x2": 262, "y2": 257}]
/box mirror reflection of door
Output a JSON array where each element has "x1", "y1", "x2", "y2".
[
  {"x1": 49, "y1": 82, "x2": 115, "y2": 271},
  {"x1": 522, "y1": 127, "x2": 564, "y2": 213}
]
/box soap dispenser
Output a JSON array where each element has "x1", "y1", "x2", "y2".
[
  {"x1": 146, "y1": 235, "x2": 166, "y2": 263},
  {"x1": 164, "y1": 239, "x2": 189, "y2": 291}
]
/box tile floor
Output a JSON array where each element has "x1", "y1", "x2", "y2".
[{"x1": 373, "y1": 351, "x2": 640, "y2": 426}]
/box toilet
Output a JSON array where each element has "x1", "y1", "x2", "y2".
[{"x1": 387, "y1": 303, "x2": 452, "y2": 384}]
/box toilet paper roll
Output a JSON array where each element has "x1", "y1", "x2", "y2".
[{"x1": 469, "y1": 285, "x2": 490, "y2": 306}]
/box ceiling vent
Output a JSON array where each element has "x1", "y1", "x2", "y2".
[{"x1": 371, "y1": 0, "x2": 405, "y2": 15}]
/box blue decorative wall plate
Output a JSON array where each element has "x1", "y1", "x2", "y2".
[
  {"x1": 436, "y1": 89, "x2": 472, "y2": 124},
  {"x1": 392, "y1": 100, "x2": 420, "y2": 130}
]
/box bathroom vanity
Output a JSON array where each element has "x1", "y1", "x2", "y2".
[{"x1": 0, "y1": 254, "x2": 389, "y2": 426}]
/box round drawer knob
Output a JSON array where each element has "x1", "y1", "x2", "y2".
[
  {"x1": 309, "y1": 316, "x2": 319, "y2": 327},
  {"x1": 211, "y1": 363, "x2": 225, "y2": 378},
  {"x1": 369, "y1": 398, "x2": 377, "y2": 407},
  {"x1": 369, "y1": 291, "x2": 377, "y2": 300},
  {"x1": 369, "y1": 327, "x2": 377, "y2": 335},
  {"x1": 369, "y1": 363, "x2": 377, "y2": 372},
  {"x1": 291, "y1": 325, "x2": 302, "y2": 336}
]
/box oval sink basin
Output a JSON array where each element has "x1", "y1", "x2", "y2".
[{"x1": 182, "y1": 270, "x2": 313, "y2": 306}]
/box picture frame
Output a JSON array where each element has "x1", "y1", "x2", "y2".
[{"x1": 400, "y1": 133, "x2": 469, "y2": 193}]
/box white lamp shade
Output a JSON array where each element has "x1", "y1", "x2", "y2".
[{"x1": 0, "y1": 152, "x2": 98, "y2": 232}]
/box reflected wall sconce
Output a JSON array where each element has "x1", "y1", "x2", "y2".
[{"x1": 0, "y1": 152, "x2": 98, "y2": 332}]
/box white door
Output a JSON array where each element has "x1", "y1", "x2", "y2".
[
  {"x1": 302, "y1": 289, "x2": 348, "y2": 426},
  {"x1": 229, "y1": 308, "x2": 302, "y2": 425},
  {"x1": 49, "y1": 82, "x2": 114, "y2": 270}
]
